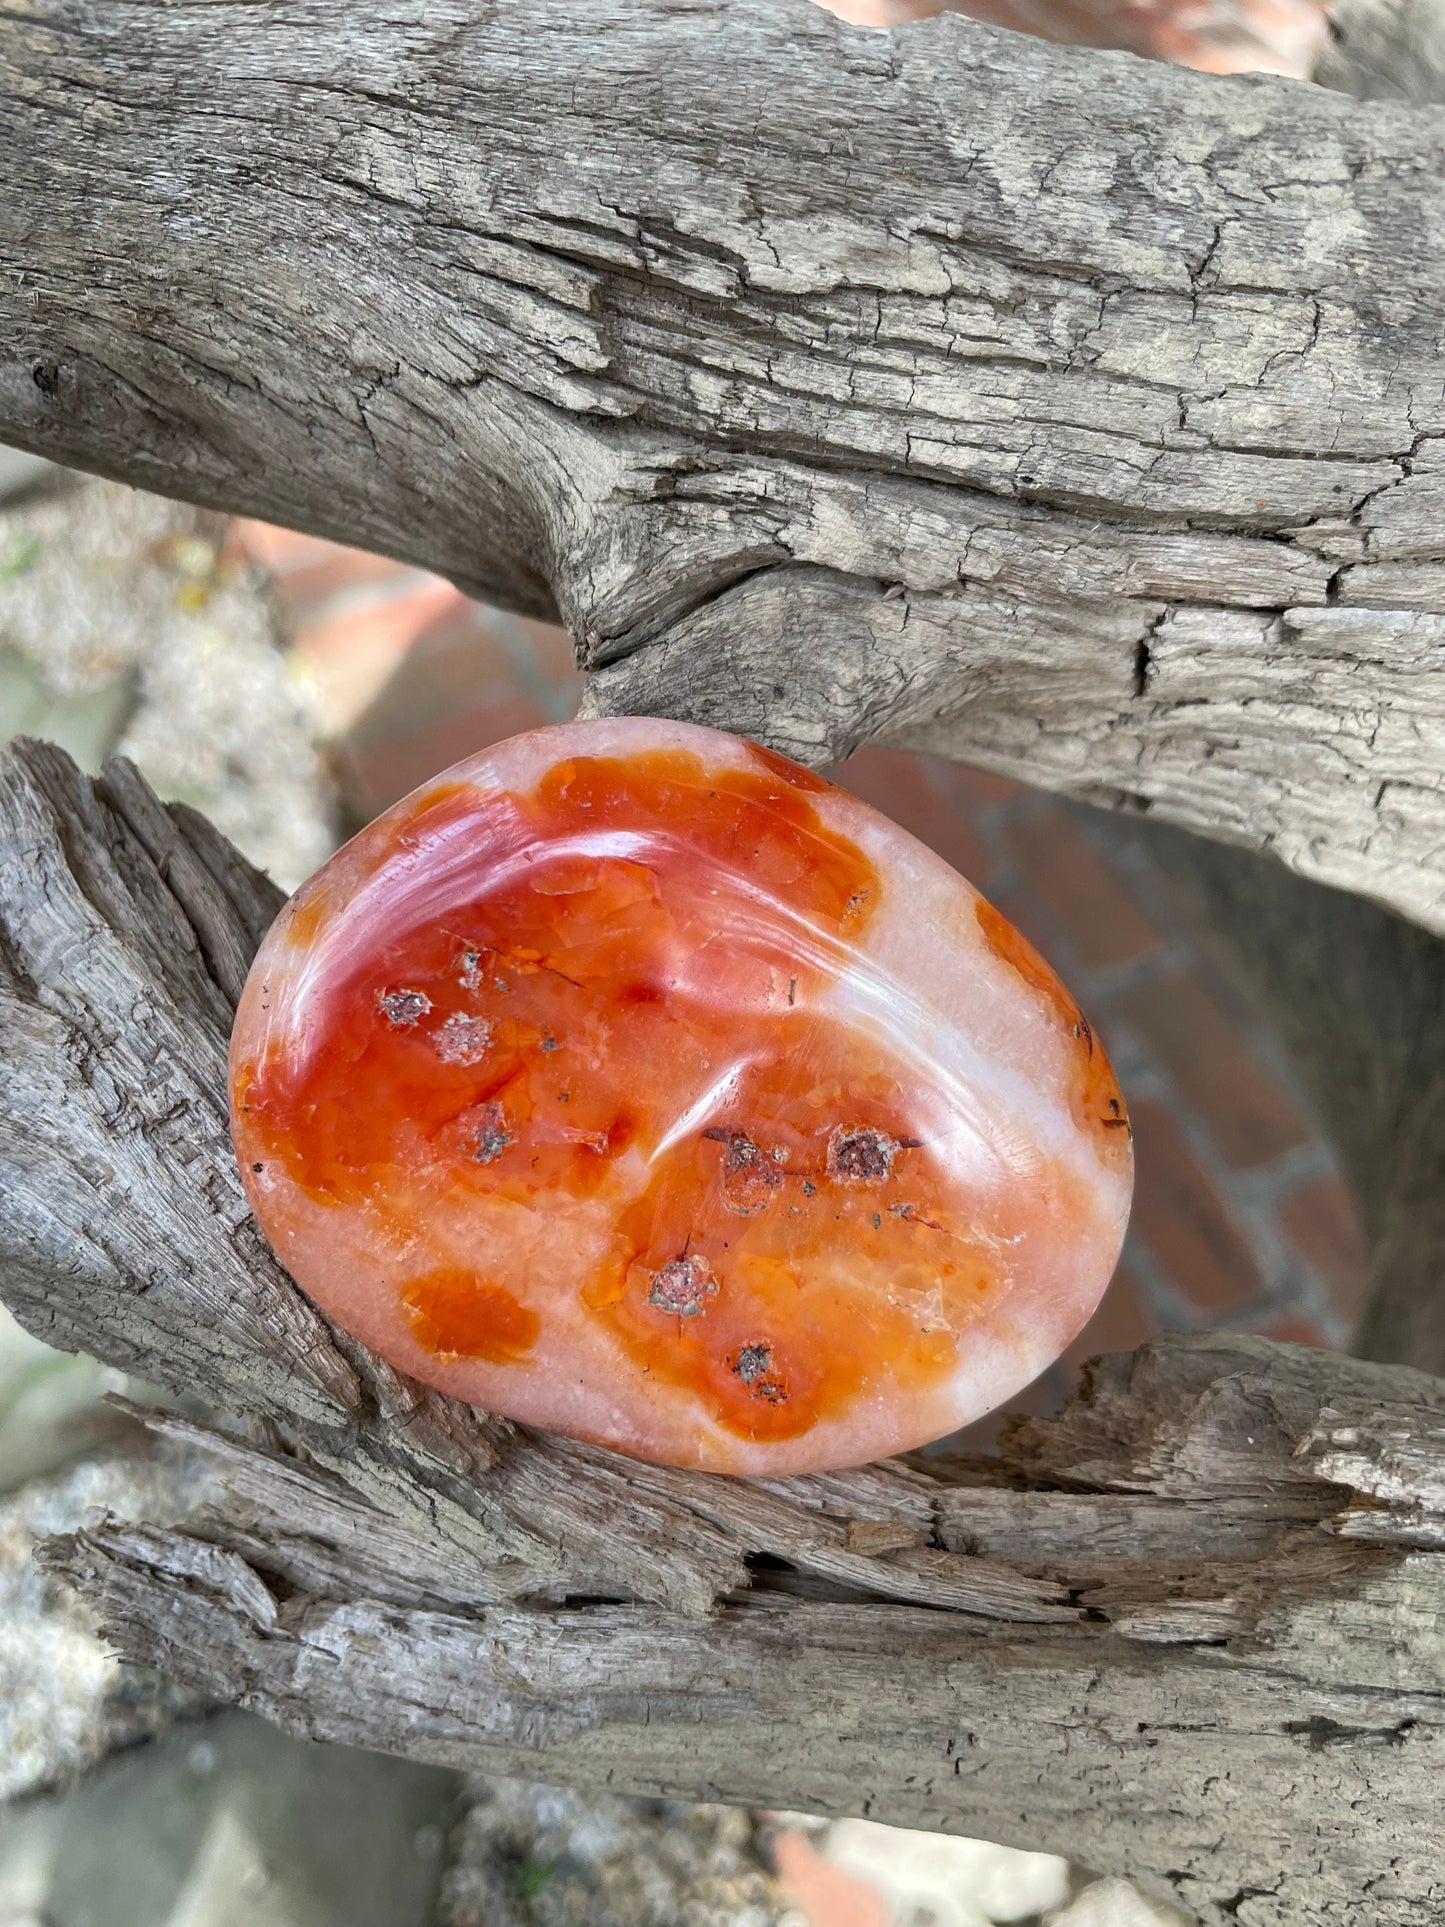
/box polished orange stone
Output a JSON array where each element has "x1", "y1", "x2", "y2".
[{"x1": 230, "y1": 719, "x2": 1132, "y2": 1474}]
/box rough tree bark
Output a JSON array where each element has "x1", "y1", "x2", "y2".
[
  {"x1": 1317, "y1": 0, "x2": 1445, "y2": 100},
  {"x1": 3, "y1": 0, "x2": 1445, "y2": 932},
  {"x1": 2, "y1": 736, "x2": 1445, "y2": 1927}
]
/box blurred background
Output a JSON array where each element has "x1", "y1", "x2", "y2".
[{"x1": 0, "y1": 0, "x2": 1363, "y2": 1917}]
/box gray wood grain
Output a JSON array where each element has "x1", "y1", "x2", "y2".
[
  {"x1": 3, "y1": 0, "x2": 1445, "y2": 929},
  {"x1": 3, "y1": 738, "x2": 1445, "y2": 1923},
  {"x1": 1317, "y1": 0, "x2": 1445, "y2": 101}
]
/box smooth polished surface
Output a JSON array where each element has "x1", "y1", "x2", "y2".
[{"x1": 231, "y1": 719, "x2": 1132, "y2": 1473}]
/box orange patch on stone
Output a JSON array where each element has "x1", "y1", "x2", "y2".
[
  {"x1": 748, "y1": 742, "x2": 836, "y2": 794},
  {"x1": 344, "y1": 777, "x2": 482, "y2": 884},
  {"x1": 401, "y1": 1266, "x2": 540, "y2": 1362},
  {"x1": 281, "y1": 890, "x2": 330, "y2": 950},
  {"x1": 975, "y1": 895, "x2": 1076, "y2": 1027},
  {"x1": 975, "y1": 896, "x2": 1130, "y2": 1149},
  {"x1": 528, "y1": 748, "x2": 880, "y2": 933},
  {"x1": 583, "y1": 1038, "x2": 998, "y2": 1445}
]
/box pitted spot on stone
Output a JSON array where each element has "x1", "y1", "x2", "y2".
[
  {"x1": 470, "y1": 1100, "x2": 513, "y2": 1164},
  {"x1": 378, "y1": 987, "x2": 431, "y2": 1027},
  {"x1": 648, "y1": 1254, "x2": 718, "y2": 1317},
  {"x1": 434, "y1": 1012, "x2": 492, "y2": 1064},
  {"x1": 827, "y1": 1124, "x2": 898, "y2": 1185},
  {"x1": 730, "y1": 1341, "x2": 787, "y2": 1401},
  {"x1": 731, "y1": 1340, "x2": 772, "y2": 1383},
  {"x1": 705, "y1": 1129, "x2": 782, "y2": 1214}
]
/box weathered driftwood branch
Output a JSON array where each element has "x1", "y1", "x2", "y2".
[
  {"x1": 3, "y1": 736, "x2": 1445, "y2": 1925},
  {"x1": 1317, "y1": 0, "x2": 1445, "y2": 101},
  {"x1": 3, "y1": 0, "x2": 1445, "y2": 932}
]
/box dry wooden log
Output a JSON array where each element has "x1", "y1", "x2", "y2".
[
  {"x1": 4, "y1": 0, "x2": 1445, "y2": 932},
  {"x1": 1316, "y1": 0, "x2": 1445, "y2": 101},
  {"x1": 4, "y1": 735, "x2": 1445, "y2": 1924}
]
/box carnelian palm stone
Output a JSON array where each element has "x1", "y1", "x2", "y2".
[{"x1": 230, "y1": 718, "x2": 1132, "y2": 1475}]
